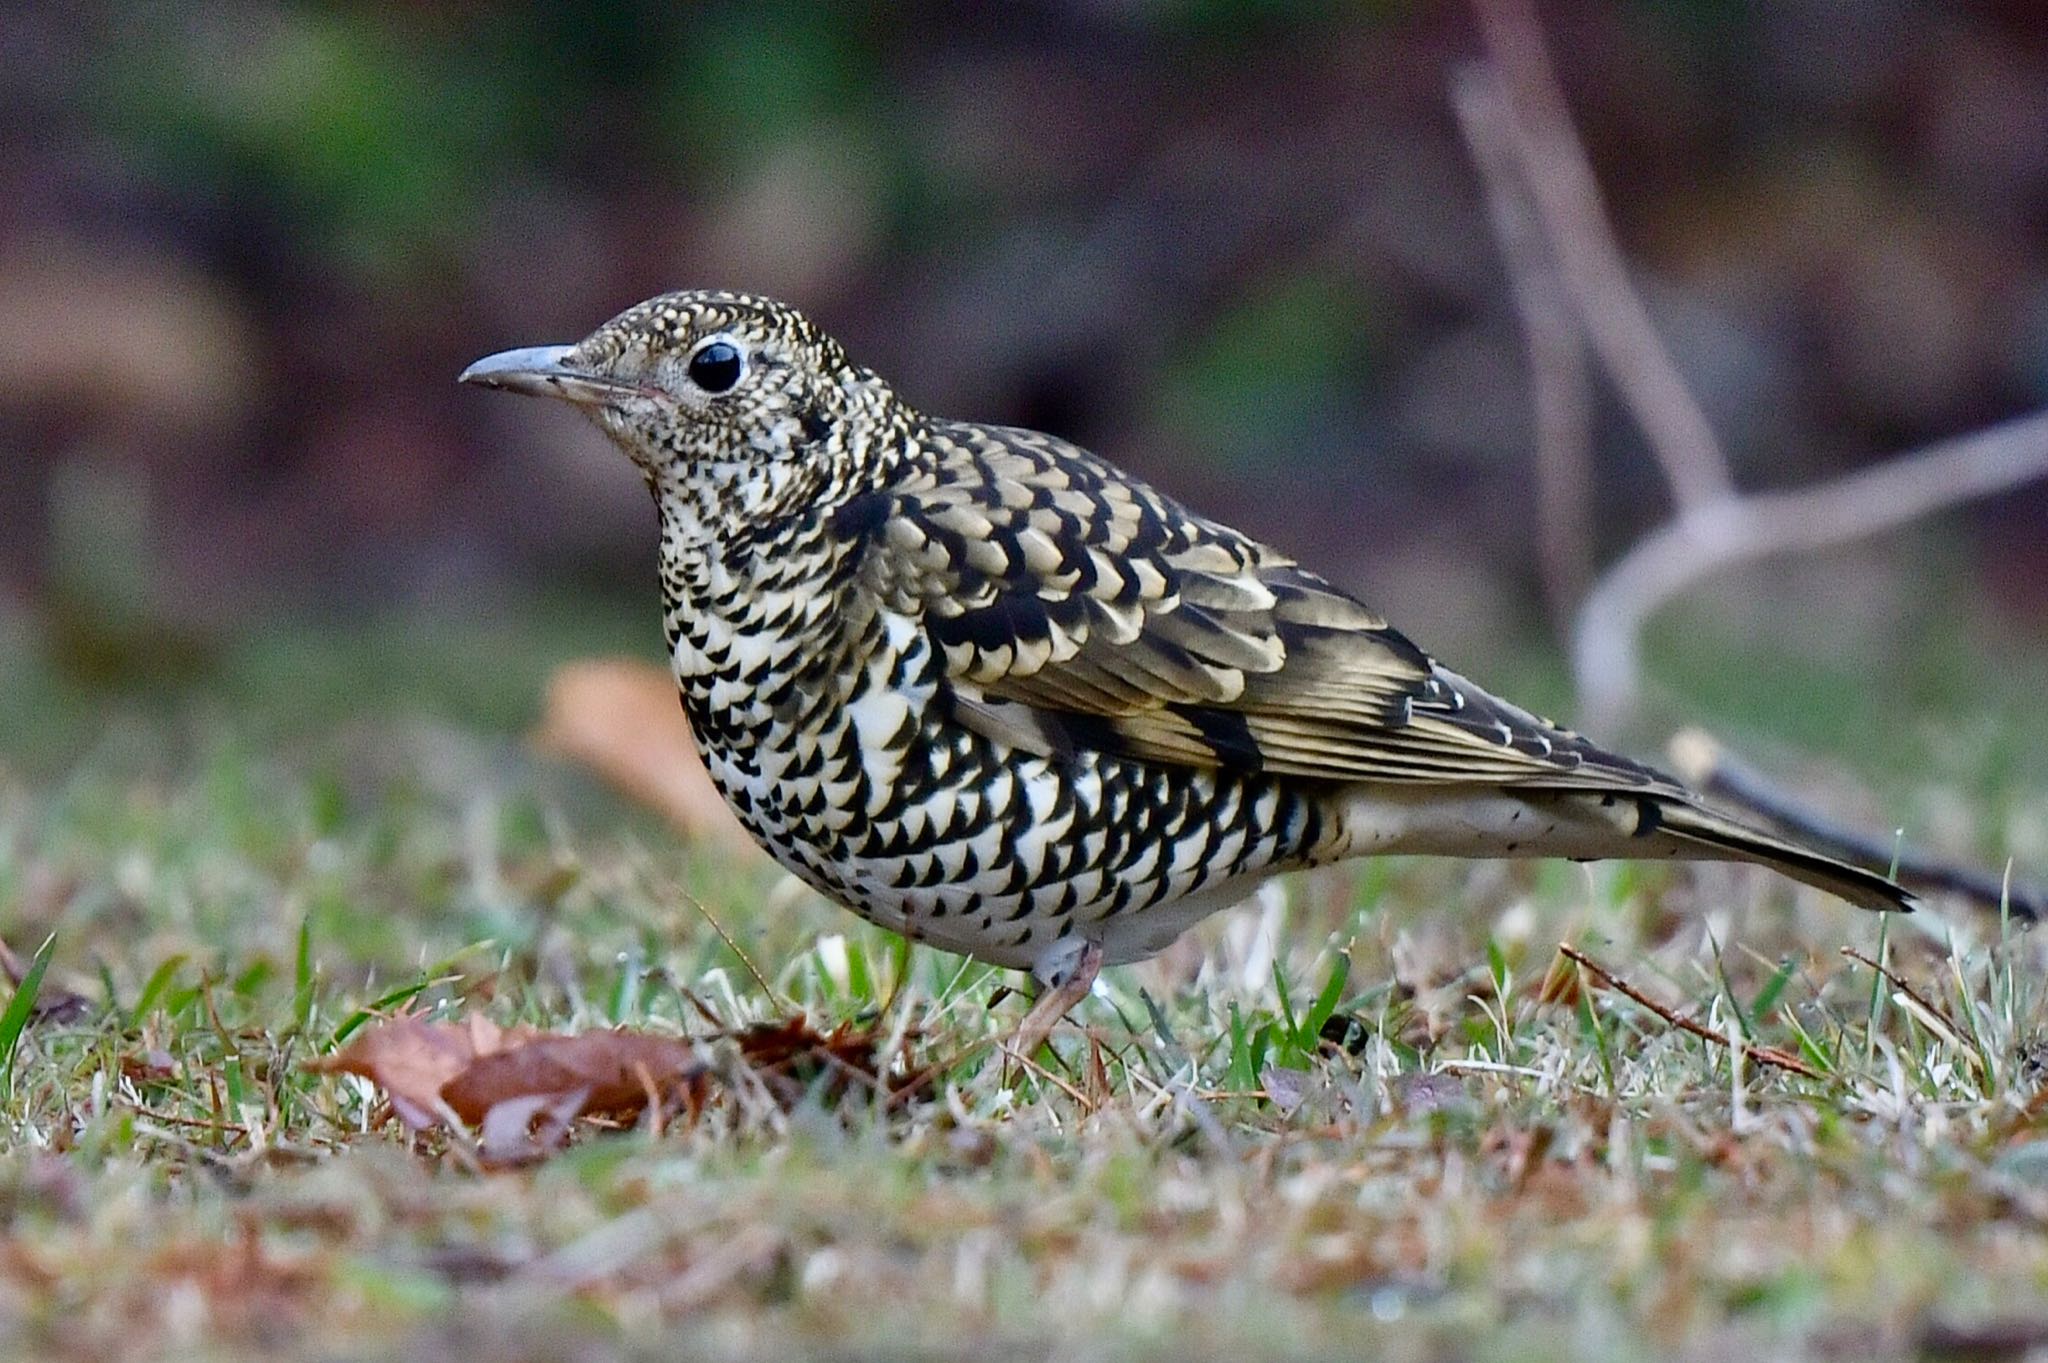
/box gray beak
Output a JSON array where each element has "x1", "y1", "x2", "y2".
[{"x1": 458, "y1": 345, "x2": 644, "y2": 404}]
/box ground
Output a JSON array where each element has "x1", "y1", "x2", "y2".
[{"x1": 1, "y1": 604, "x2": 2046, "y2": 1363}]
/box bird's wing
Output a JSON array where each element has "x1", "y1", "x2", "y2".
[{"x1": 854, "y1": 420, "x2": 1668, "y2": 791}]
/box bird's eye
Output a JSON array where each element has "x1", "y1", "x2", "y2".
[{"x1": 687, "y1": 339, "x2": 745, "y2": 394}]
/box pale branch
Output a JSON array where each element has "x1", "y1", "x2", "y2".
[
  {"x1": 1450, "y1": 66, "x2": 1595, "y2": 633},
  {"x1": 1463, "y1": 0, "x2": 2048, "y2": 732},
  {"x1": 1574, "y1": 408, "x2": 2048, "y2": 729},
  {"x1": 1471, "y1": 0, "x2": 1735, "y2": 513}
]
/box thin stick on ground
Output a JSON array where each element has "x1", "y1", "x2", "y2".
[
  {"x1": 1841, "y1": 947, "x2": 1979, "y2": 1066},
  {"x1": 680, "y1": 891, "x2": 781, "y2": 1007},
  {"x1": 1559, "y1": 943, "x2": 1821, "y2": 1080}
]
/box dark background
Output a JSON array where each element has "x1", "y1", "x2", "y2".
[{"x1": 3, "y1": 0, "x2": 2046, "y2": 763}]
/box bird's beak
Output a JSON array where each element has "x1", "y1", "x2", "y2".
[{"x1": 458, "y1": 345, "x2": 645, "y2": 405}]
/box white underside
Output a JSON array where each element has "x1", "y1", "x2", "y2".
[{"x1": 1018, "y1": 786, "x2": 1670, "y2": 982}]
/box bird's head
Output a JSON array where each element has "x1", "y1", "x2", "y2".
[{"x1": 461, "y1": 290, "x2": 885, "y2": 495}]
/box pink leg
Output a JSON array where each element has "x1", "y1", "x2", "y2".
[{"x1": 1007, "y1": 940, "x2": 1104, "y2": 1061}]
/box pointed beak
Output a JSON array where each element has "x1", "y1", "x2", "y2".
[{"x1": 458, "y1": 345, "x2": 644, "y2": 404}]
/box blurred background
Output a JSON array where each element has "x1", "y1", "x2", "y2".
[{"x1": 2, "y1": 0, "x2": 2046, "y2": 814}]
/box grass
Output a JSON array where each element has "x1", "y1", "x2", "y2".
[{"x1": 2, "y1": 610, "x2": 2048, "y2": 1362}]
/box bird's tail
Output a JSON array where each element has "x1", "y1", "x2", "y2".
[
  {"x1": 1336, "y1": 785, "x2": 1914, "y2": 914},
  {"x1": 1648, "y1": 798, "x2": 1914, "y2": 914}
]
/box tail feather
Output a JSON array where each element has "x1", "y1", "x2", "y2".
[
  {"x1": 1336, "y1": 785, "x2": 1915, "y2": 912},
  {"x1": 1651, "y1": 799, "x2": 1915, "y2": 914}
]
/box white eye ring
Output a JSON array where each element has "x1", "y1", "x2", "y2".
[{"x1": 686, "y1": 336, "x2": 747, "y2": 394}]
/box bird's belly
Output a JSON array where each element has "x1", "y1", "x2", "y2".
[{"x1": 697, "y1": 698, "x2": 1322, "y2": 974}]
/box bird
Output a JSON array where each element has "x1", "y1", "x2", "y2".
[{"x1": 462, "y1": 289, "x2": 1912, "y2": 1052}]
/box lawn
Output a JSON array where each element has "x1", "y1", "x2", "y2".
[{"x1": 2, "y1": 603, "x2": 2047, "y2": 1363}]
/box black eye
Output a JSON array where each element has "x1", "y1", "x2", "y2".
[{"x1": 687, "y1": 340, "x2": 745, "y2": 394}]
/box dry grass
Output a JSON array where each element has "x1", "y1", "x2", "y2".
[{"x1": 2, "y1": 706, "x2": 2047, "y2": 1363}]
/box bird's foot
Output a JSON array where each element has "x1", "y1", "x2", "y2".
[{"x1": 1006, "y1": 940, "x2": 1103, "y2": 1062}]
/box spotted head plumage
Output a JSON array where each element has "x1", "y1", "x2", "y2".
[{"x1": 463, "y1": 290, "x2": 897, "y2": 522}]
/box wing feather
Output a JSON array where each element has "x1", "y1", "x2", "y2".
[{"x1": 858, "y1": 420, "x2": 1671, "y2": 795}]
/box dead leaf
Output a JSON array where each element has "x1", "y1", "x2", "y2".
[
  {"x1": 439, "y1": 1031, "x2": 702, "y2": 1125},
  {"x1": 534, "y1": 658, "x2": 757, "y2": 852},
  {"x1": 311, "y1": 1010, "x2": 917, "y2": 1165},
  {"x1": 308, "y1": 1013, "x2": 540, "y2": 1130},
  {"x1": 732, "y1": 1014, "x2": 918, "y2": 1107},
  {"x1": 477, "y1": 1089, "x2": 591, "y2": 1165},
  {"x1": 1389, "y1": 1071, "x2": 1475, "y2": 1117},
  {"x1": 1260, "y1": 1064, "x2": 1311, "y2": 1115},
  {"x1": 121, "y1": 1048, "x2": 177, "y2": 1083}
]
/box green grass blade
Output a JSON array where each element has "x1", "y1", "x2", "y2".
[
  {"x1": 1302, "y1": 953, "x2": 1351, "y2": 1051},
  {"x1": 1226, "y1": 1003, "x2": 1255, "y2": 1092},
  {"x1": 1706, "y1": 930, "x2": 1755, "y2": 1040},
  {"x1": 1865, "y1": 912, "x2": 1890, "y2": 1065},
  {"x1": 293, "y1": 915, "x2": 317, "y2": 1034},
  {"x1": 0, "y1": 935, "x2": 56, "y2": 1093},
  {"x1": 1751, "y1": 956, "x2": 1796, "y2": 1021},
  {"x1": 1575, "y1": 986, "x2": 1615, "y2": 1096},
  {"x1": 1139, "y1": 988, "x2": 1181, "y2": 1054},
  {"x1": 1272, "y1": 960, "x2": 1299, "y2": 1044},
  {"x1": 327, "y1": 974, "x2": 459, "y2": 1049},
  {"x1": 128, "y1": 954, "x2": 189, "y2": 1027}
]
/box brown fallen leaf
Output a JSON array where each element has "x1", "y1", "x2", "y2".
[
  {"x1": 120, "y1": 1048, "x2": 178, "y2": 1084},
  {"x1": 534, "y1": 658, "x2": 757, "y2": 852},
  {"x1": 477, "y1": 1090, "x2": 591, "y2": 1166},
  {"x1": 732, "y1": 1014, "x2": 922, "y2": 1107},
  {"x1": 439, "y1": 1030, "x2": 703, "y2": 1126},
  {"x1": 308, "y1": 1013, "x2": 541, "y2": 1131},
  {"x1": 311, "y1": 1016, "x2": 710, "y2": 1164},
  {"x1": 311, "y1": 1009, "x2": 927, "y2": 1164}
]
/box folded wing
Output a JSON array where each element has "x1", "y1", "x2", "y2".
[{"x1": 857, "y1": 420, "x2": 1678, "y2": 797}]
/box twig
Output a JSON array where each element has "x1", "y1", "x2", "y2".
[
  {"x1": 1559, "y1": 943, "x2": 1821, "y2": 1080},
  {"x1": 1451, "y1": 65, "x2": 1595, "y2": 631},
  {"x1": 126, "y1": 1104, "x2": 251, "y2": 1138},
  {"x1": 1465, "y1": 0, "x2": 2048, "y2": 736},
  {"x1": 994, "y1": 1035, "x2": 1094, "y2": 1107},
  {"x1": 1436, "y1": 1057, "x2": 1549, "y2": 1080},
  {"x1": 1573, "y1": 409, "x2": 2048, "y2": 728},
  {"x1": 1471, "y1": 0, "x2": 1734, "y2": 511},
  {"x1": 679, "y1": 891, "x2": 780, "y2": 1007},
  {"x1": 1840, "y1": 947, "x2": 1979, "y2": 1066},
  {"x1": 1669, "y1": 728, "x2": 2045, "y2": 921}
]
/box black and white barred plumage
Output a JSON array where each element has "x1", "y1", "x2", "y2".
[{"x1": 463, "y1": 290, "x2": 1910, "y2": 987}]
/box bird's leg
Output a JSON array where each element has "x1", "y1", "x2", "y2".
[{"x1": 1007, "y1": 940, "x2": 1103, "y2": 1061}]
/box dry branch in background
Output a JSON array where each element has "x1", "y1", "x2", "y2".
[
  {"x1": 1469, "y1": 0, "x2": 1733, "y2": 514},
  {"x1": 1464, "y1": 0, "x2": 2048, "y2": 734},
  {"x1": 1450, "y1": 66, "x2": 1594, "y2": 633},
  {"x1": 1575, "y1": 411, "x2": 2048, "y2": 729}
]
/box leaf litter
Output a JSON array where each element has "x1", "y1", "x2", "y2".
[{"x1": 310, "y1": 1010, "x2": 922, "y2": 1165}]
